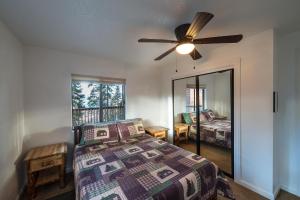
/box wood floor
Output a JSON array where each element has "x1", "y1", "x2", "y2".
[
  {"x1": 179, "y1": 141, "x2": 232, "y2": 174},
  {"x1": 21, "y1": 174, "x2": 74, "y2": 200},
  {"x1": 220, "y1": 178, "x2": 300, "y2": 200},
  {"x1": 276, "y1": 190, "x2": 300, "y2": 200}
]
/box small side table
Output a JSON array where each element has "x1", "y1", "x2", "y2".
[
  {"x1": 145, "y1": 126, "x2": 168, "y2": 141},
  {"x1": 175, "y1": 123, "x2": 189, "y2": 145},
  {"x1": 24, "y1": 143, "x2": 67, "y2": 200}
]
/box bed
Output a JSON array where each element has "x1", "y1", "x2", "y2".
[
  {"x1": 189, "y1": 120, "x2": 232, "y2": 149},
  {"x1": 182, "y1": 111, "x2": 232, "y2": 149},
  {"x1": 73, "y1": 120, "x2": 234, "y2": 200}
]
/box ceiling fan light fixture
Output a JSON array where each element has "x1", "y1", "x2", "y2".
[{"x1": 176, "y1": 43, "x2": 195, "y2": 55}]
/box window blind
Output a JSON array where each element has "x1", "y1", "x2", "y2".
[
  {"x1": 186, "y1": 84, "x2": 206, "y2": 89},
  {"x1": 72, "y1": 74, "x2": 126, "y2": 84}
]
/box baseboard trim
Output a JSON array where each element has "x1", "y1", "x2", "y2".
[
  {"x1": 273, "y1": 185, "x2": 281, "y2": 200},
  {"x1": 281, "y1": 184, "x2": 300, "y2": 197},
  {"x1": 235, "y1": 179, "x2": 274, "y2": 200},
  {"x1": 16, "y1": 185, "x2": 25, "y2": 200}
]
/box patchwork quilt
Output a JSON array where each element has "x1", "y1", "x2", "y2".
[
  {"x1": 189, "y1": 120, "x2": 232, "y2": 149},
  {"x1": 74, "y1": 135, "x2": 234, "y2": 200}
]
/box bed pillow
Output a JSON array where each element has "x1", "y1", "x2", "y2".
[
  {"x1": 117, "y1": 119, "x2": 145, "y2": 140},
  {"x1": 203, "y1": 109, "x2": 216, "y2": 121},
  {"x1": 190, "y1": 112, "x2": 209, "y2": 123},
  {"x1": 82, "y1": 123, "x2": 119, "y2": 145},
  {"x1": 182, "y1": 113, "x2": 192, "y2": 124},
  {"x1": 200, "y1": 113, "x2": 207, "y2": 122},
  {"x1": 190, "y1": 112, "x2": 197, "y2": 123}
]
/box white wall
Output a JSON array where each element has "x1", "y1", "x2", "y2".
[
  {"x1": 23, "y1": 46, "x2": 162, "y2": 172},
  {"x1": 277, "y1": 30, "x2": 300, "y2": 197},
  {"x1": 198, "y1": 75, "x2": 216, "y2": 111},
  {"x1": 213, "y1": 72, "x2": 231, "y2": 118},
  {"x1": 125, "y1": 65, "x2": 162, "y2": 126},
  {"x1": 0, "y1": 21, "x2": 24, "y2": 200},
  {"x1": 159, "y1": 30, "x2": 275, "y2": 199}
]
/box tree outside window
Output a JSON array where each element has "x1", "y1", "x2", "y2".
[{"x1": 72, "y1": 77, "x2": 125, "y2": 126}]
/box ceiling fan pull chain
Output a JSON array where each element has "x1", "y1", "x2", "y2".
[
  {"x1": 176, "y1": 53, "x2": 178, "y2": 73},
  {"x1": 193, "y1": 50, "x2": 196, "y2": 70}
]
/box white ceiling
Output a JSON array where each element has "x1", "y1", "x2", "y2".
[{"x1": 0, "y1": 0, "x2": 300, "y2": 66}]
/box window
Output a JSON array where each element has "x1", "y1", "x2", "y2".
[
  {"x1": 72, "y1": 75, "x2": 126, "y2": 126},
  {"x1": 186, "y1": 85, "x2": 206, "y2": 112}
]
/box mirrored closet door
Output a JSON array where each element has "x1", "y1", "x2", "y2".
[
  {"x1": 197, "y1": 70, "x2": 233, "y2": 176},
  {"x1": 172, "y1": 69, "x2": 234, "y2": 177}
]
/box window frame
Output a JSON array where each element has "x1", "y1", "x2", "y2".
[
  {"x1": 185, "y1": 85, "x2": 206, "y2": 112},
  {"x1": 71, "y1": 75, "x2": 126, "y2": 126}
]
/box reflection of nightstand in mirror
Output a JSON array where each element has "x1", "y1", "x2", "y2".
[{"x1": 174, "y1": 123, "x2": 189, "y2": 145}]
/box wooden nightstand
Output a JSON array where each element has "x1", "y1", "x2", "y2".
[
  {"x1": 175, "y1": 123, "x2": 189, "y2": 145},
  {"x1": 145, "y1": 126, "x2": 169, "y2": 141},
  {"x1": 24, "y1": 143, "x2": 67, "y2": 200}
]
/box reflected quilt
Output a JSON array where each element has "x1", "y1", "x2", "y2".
[
  {"x1": 74, "y1": 134, "x2": 234, "y2": 200},
  {"x1": 190, "y1": 120, "x2": 232, "y2": 149}
]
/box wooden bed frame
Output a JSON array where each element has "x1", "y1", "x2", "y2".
[{"x1": 74, "y1": 126, "x2": 83, "y2": 145}]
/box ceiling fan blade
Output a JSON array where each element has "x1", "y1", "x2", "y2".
[
  {"x1": 154, "y1": 46, "x2": 177, "y2": 61},
  {"x1": 193, "y1": 34, "x2": 243, "y2": 44},
  {"x1": 185, "y1": 12, "x2": 214, "y2": 38},
  {"x1": 190, "y1": 49, "x2": 202, "y2": 60},
  {"x1": 138, "y1": 38, "x2": 178, "y2": 43}
]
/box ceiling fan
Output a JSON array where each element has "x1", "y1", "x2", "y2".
[{"x1": 138, "y1": 12, "x2": 243, "y2": 61}]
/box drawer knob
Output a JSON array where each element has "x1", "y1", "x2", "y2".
[{"x1": 41, "y1": 160, "x2": 54, "y2": 167}]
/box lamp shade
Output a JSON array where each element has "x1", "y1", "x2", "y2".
[{"x1": 176, "y1": 43, "x2": 195, "y2": 54}]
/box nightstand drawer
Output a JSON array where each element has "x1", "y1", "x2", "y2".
[
  {"x1": 176, "y1": 127, "x2": 188, "y2": 133},
  {"x1": 145, "y1": 126, "x2": 168, "y2": 141},
  {"x1": 30, "y1": 155, "x2": 63, "y2": 172},
  {"x1": 152, "y1": 131, "x2": 166, "y2": 139}
]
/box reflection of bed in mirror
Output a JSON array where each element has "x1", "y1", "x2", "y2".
[{"x1": 181, "y1": 109, "x2": 232, "y2": 149}]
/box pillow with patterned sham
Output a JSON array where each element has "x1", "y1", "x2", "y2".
[
  {"x1": 117, "y1": 119, "x2": 145, "y2": 140},
  {"x1": 203, "y1": 109, "x2": 216, "y2": 121},
  {"x1": 190, "y1": 112, "x2": 197, "y2": 123},
  {"x1": 82, "y1": 123, "x2": 119, "y2": 145},
  {"x1": 190, "y1": 112, "x2": 208, "y2": 123},
  {"x1": 200, "y1": 113, "x2": 207, "y2": 122}
]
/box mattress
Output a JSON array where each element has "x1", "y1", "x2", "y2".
[{"x1": 74, "y1": 134, "x2": 234, "y2": 200}]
